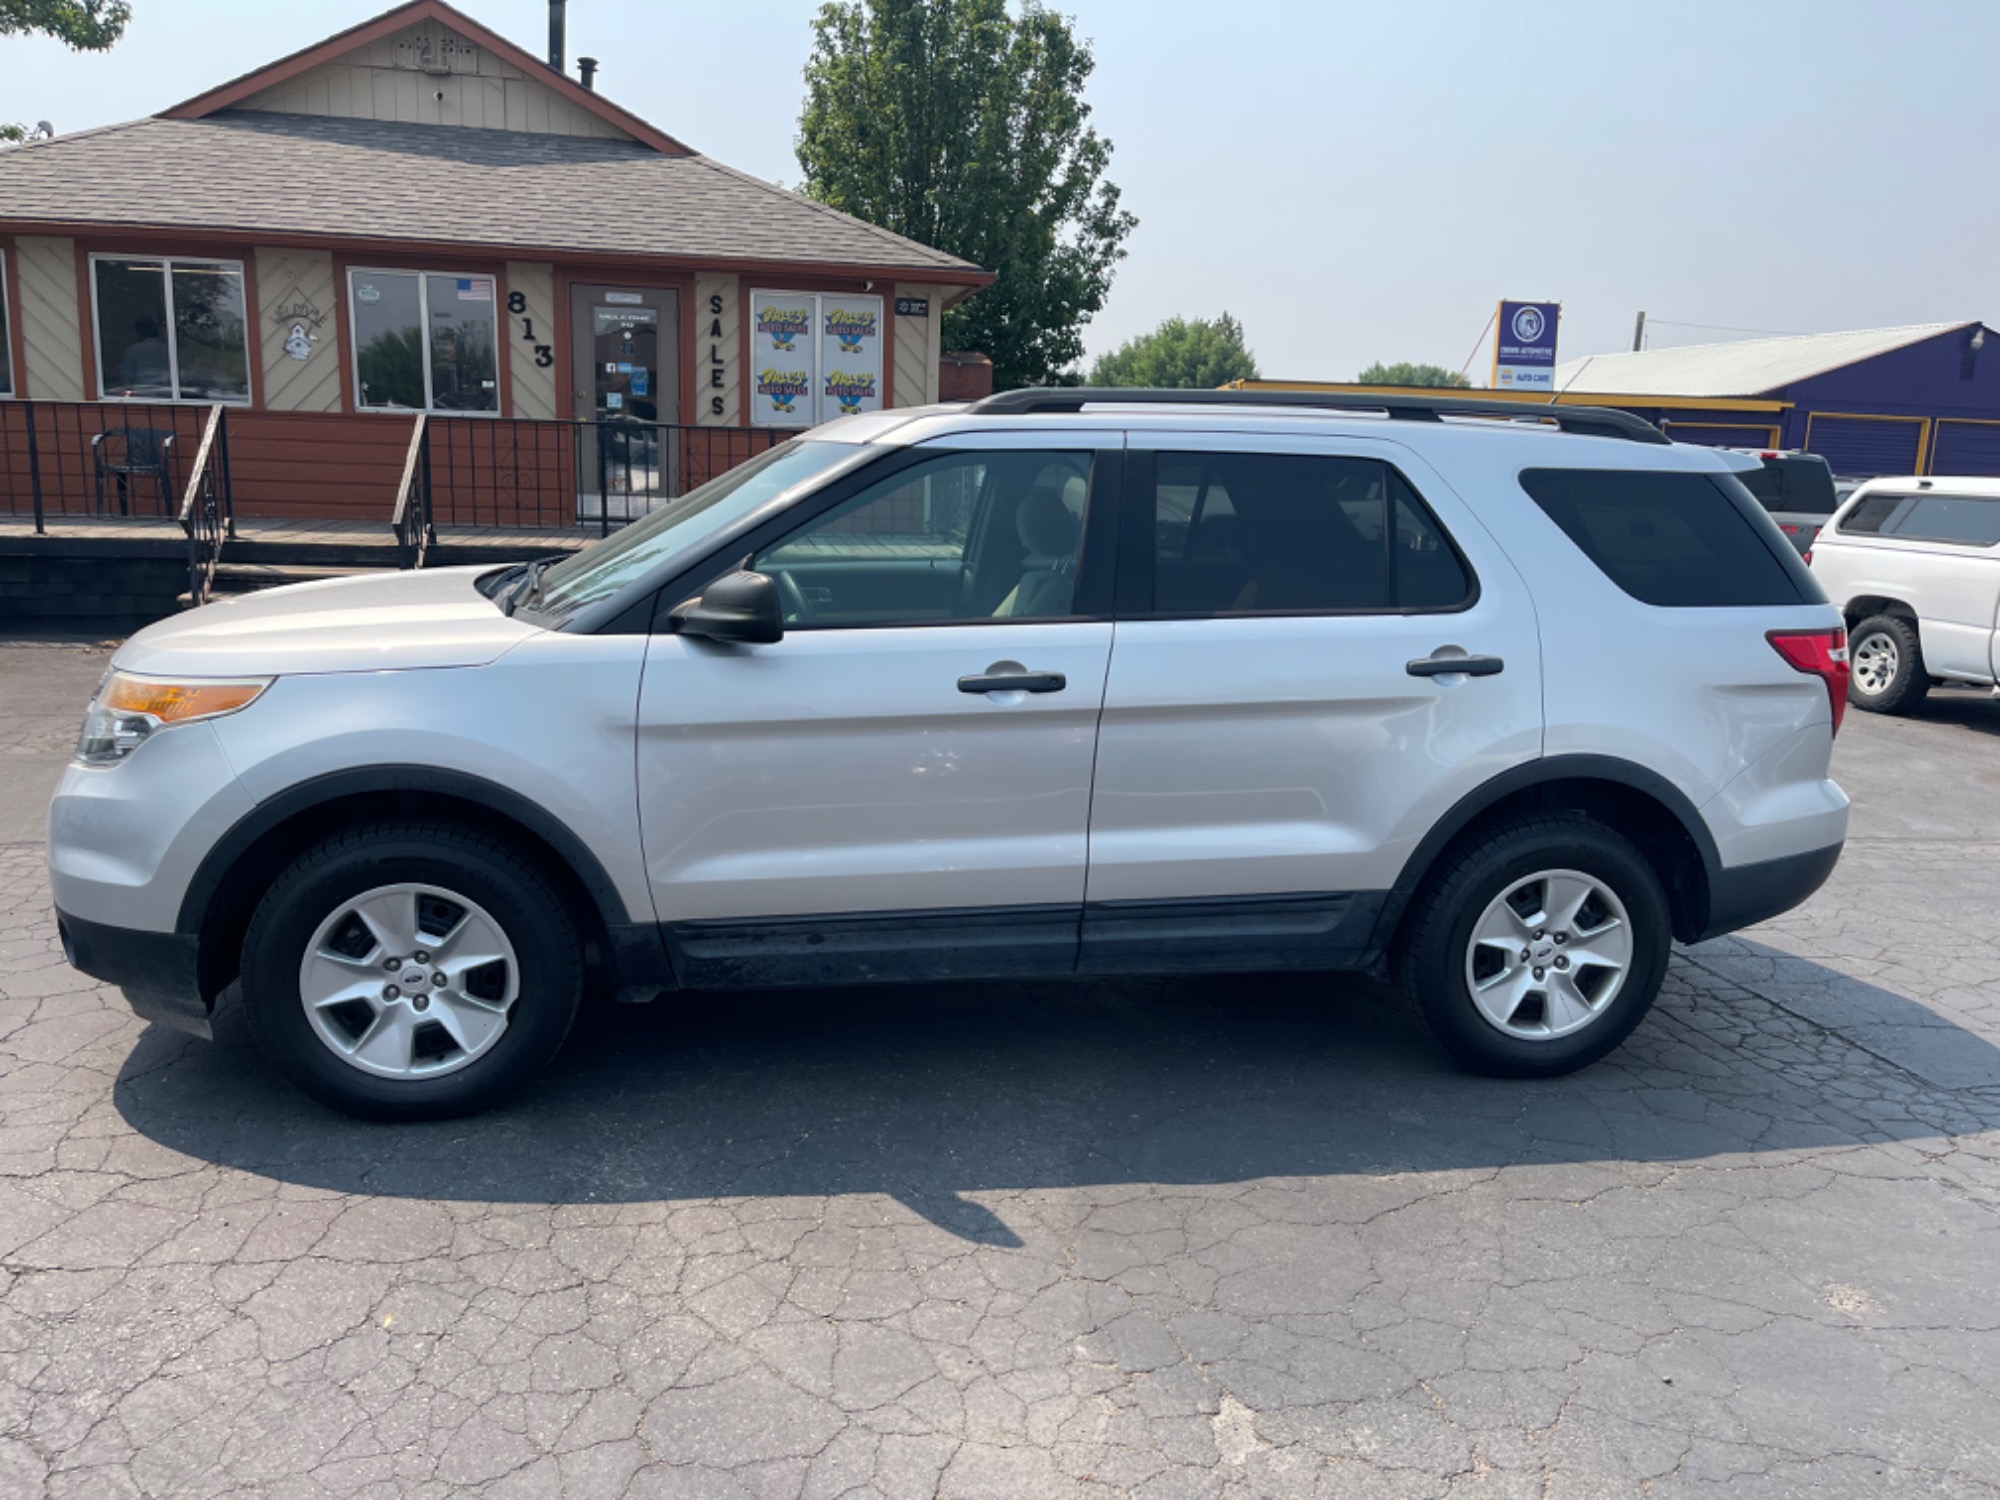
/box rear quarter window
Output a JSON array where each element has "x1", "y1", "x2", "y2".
[{"x1": 1519, "y1": 468, "x2": 1822, "y2": 608}]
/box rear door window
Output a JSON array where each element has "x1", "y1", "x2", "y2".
[
  {"x1": 1140, "y1": 451, "x2": 1473, "y2": 615},
  {"x1": 1519, "y1": 468, "x2": 1819, "y2": 607}
]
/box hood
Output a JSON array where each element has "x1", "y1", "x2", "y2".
[{"x1": 115, "y1": 566, "x2": 541, "y2": 678}]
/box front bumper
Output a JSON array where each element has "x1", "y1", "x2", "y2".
[
  {"x1": 57, "y1": 908, "x2": 212, "y2": 1038},
  {"x1": 1694, "y1": 841, "x2": 1842, "y2": 943}
]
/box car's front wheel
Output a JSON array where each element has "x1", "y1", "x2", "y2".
[
  {"x1": 1395, "y1": 814, "x2": 1671, "y2": 1077},
  {"x1": 239, "y1": 822, "x2": 583, "y2": 1120}
]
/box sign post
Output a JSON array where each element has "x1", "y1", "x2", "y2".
[{"x1": 1492, "y1": 300, "x2": 1561, "y2": 392}]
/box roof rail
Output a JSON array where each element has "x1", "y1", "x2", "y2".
[{"x1": 963, "y1": 387, "x2": 1672, "y2": 445}]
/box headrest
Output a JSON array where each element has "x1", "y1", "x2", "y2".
[{"x1": 1016, "y1": 480, "x2": 1082, "y2": 556}]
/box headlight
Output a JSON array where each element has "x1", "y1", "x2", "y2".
[{"x1": 75, "y1": 671, "x2": 271, "y2": 766}]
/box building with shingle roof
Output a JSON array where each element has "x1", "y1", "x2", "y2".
[{"x1": 0, "y1": 0, "x2": 988, "y2": 432}]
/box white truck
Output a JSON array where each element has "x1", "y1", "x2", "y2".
[{"x1": 1807, "y1": 477, "x2": 2000, "y2": 713}]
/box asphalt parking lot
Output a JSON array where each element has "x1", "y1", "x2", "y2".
[{"x1": 2, "y1": 639, "x2": 1998, "y2": 1499}]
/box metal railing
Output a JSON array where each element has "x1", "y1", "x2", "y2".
[
  {"x1": 177, "y1": 405, "x2": 234, "y2": 606},
  {"x1": 391, "y1": 414, "x2": 434, "y2": 569},
  {"x1": 3, "y1": 402, "x2": 803, "y2": 543},
  {"x1": 420, "y1": 417, "x2": 797, "y2": 536},
  {"x1": 2, "y1": 400, "x2": 220, "y2": 530}
]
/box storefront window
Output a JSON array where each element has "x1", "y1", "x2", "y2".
[
  {"x1": 350, "y1": 269, "x2": 499, "y2": 413},
  {"x1": 90, "y1": 256, "x2": 250, "y2": 403}
]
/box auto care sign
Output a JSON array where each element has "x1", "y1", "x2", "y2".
[{"x1": 1492, "y1": 300, "x2": 1560, "y2": 391}]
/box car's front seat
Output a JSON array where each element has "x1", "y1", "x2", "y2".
[{"x1": 992, "y1": 480, "x2": 1082, "y2": 618}]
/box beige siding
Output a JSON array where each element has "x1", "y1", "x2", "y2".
[
  {"x1": 255, "y1": 248, "x2": 341, "y2": 413},
  {"x1": 504, "y1": 262, "x2": 558, "y2": 420},
  {"x1": 16, "y1": 237, "x2": 84, "y2": 401},
  {"x1": 892, "y1": 283, "x2": 943, "y2": 407},
  {"x1": 238, "y1": 19, "x2": 632, "y2": 139},
  {"x1": 693, "y1": 274, "x2": 740, "y2": 426}
]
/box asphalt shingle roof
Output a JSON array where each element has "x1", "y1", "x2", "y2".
[
  {"x1": 0, "y1": 111, "x2": 981, "y2": 278},
  {"x1": 1551, "y1": 322, "x2": 1975, "y2": 398}
]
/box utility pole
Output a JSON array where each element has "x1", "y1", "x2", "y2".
[{"x1": 1631, "y1": 311, "x2": 1647, "y2": 352}]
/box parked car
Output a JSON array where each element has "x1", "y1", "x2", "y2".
[
  {"x1": 1723, "y1": 448, "x2": 1841, "y2": 554},
  {"x1": 1806, "y1": 476, "x2": 2000, "y2": 714},
  {"x1": 49, "y1": 391, "x2": 1851, "y2": 1118}
]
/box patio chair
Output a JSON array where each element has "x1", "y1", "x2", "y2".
[{"x1": 91, "y1": 426, "x2": 177, "y2": 517}]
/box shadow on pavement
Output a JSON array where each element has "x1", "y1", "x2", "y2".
[
  {"x1": 111, "y1": 948, "x2": 2000, "y2": 1242},
  {"x1": 1902, "y1": 687, "x2": 2000, "y2": 738}
]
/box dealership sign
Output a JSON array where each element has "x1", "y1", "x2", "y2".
[{"x1": 1492, "y1": 300, "x2": 1560, "y2": 391}]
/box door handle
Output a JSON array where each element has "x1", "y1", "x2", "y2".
[
  {"x1": 1407, "y1": 654, "x2": 1504, "y2": 678},
  {"x1": 959, "y1": 670, "x2": 1067, "y2": 694}
]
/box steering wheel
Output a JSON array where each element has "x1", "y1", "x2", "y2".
[{"x1": 771, "y1": 567, "x2": 818, "y2": 625}]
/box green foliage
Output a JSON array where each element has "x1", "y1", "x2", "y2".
[
  {"x1": 2, "y1": 1, "x2": 130, "y2": 141},
  {"x1": 0, "y1": 0, "x2": 130, "y2": 49},
  {"x1": 1356, "y1": 361, "x2": 1473, "y2": 389},
  {"x1": 1088, "y1": 313, "x2": 1260, "y2": 389},
  {"x1": 796, "y1": 0, "x2": 1135, "y2": 390}
]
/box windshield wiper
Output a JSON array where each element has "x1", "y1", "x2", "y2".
[{"x1": 498, "y1": 555, "x2": 566, "y2": 617}]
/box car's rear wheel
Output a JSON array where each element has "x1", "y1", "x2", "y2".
[
  {"x1": 1395, "y1": 814, "x2": 1671, "y2": 1077},
  {"x1": 1847, "y1": 614, "x2": 1928, "y2": 715},
  {"x1": 240, "y1": 822, "x2": 583, "y2": 1120}
]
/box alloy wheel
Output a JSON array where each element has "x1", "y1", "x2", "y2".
[
  {"x1": 298, "y1": 882, "x2": 519, "y2": 1079},
  {"x1": 1851, "y1": 631, "x2": 1899, "y2": 696},
  {"x1": 1463, "y1": 868, "x2": 1634, "y2": 1040}
]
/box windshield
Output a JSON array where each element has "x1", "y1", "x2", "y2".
[{"x1": 529, "y1": 440, "x2": 863, "y2": 619}]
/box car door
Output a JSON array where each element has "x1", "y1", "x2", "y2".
[
  {"x1": 636, "y1": 433, "x2": 1123, "y2": 986},
  {"x1": 1080, "y1": 433, "x2": 1544, "y2": 973},
  {"x1": 1879, "y1": 494, "x2": 2000, "y2": 680}
]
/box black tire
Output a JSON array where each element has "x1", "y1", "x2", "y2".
[
  {"x1": 1394, "y1": 813, "x2": 1672, "y2": 1078},
  {"x1": 240, "y1": 821, "x2": 583, "y2": 1120},
  {"x1": 1847, "y1": 614, "x2": 1929, "y2": 715}
]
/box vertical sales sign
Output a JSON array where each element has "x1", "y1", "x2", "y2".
[{"x1": 1491, "y1": 300, "x2": 1560, "y2": 391}]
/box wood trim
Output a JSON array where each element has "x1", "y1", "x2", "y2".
[
  {"x1": 676, "y1": 286, "x2": 696, "y2": 427},
  {"x1": 329, "y1": 254, "x2": 355, "y2": 413},
  {"x1": 239, "y1": 247, "x2": 265, "y2": 410},
  {"x1": 0, "y1": 236, "x2": 26, "y2": 400},
  {"x1": 880, "y1": 296, "x2": 896, "y2": 410},
  {"x1": 553, "y1": 268, "x2": 574, "y2": 421},
  {"x1": 737, "y1": 283, "x2": 752, "y2": 428},
  {"x1": 72, "y1": 240, "x2": 97, "y2": 401},
  {"x1": 0, "y1": 219, "x2": 994, "y2": 290},
  {"x1": 159, "y1": 0, "x2": 696, "y2": 157},
  {"x1": 493, "y1": 263, "x2": 512, "y2": 419}
]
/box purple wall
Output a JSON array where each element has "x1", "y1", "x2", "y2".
[{"x1": 1587, "y1": 325, "x2": 2000, "y2": 477}]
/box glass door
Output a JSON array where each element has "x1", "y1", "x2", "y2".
[{"x1": 569, "y1": 285, "x2": 679, "y2": 524}]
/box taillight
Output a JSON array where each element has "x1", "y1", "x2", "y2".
[
  {"x1": 1768, "y1": 628, "x2": 1850, "y2": 736},
  {"x1": 1801, "y1": 548, "x2": 1813, "y2": 566}
]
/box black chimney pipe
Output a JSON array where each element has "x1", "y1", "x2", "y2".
[
  {"x1": 577, "y1": 56, "x2": 598, "y2": 91},
  {"x1": 548, "y1": 0, "x2": 566, "y2": 72}
]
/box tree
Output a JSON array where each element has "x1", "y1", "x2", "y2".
[
  {"x1": 2, "y1": 1, "x2": 130, "y2": 142},
  {"x1": 1088, "y1": 312, "x2": 1259, "y2": 389},
  {"x1": 796, "y1": 0, "x2": 1135, "y2": 390},
  {"x1": 1355, "y1": 361, "x2": 1472, "y2": 389}
]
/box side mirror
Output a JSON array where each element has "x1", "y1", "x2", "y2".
[{"x1": 669, "y1": 570, "x2": 784, "y2": 645}]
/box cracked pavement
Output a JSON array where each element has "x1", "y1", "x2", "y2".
[{"x1": 2, "y1": 640, "x2": 1999, "y2": 1498}]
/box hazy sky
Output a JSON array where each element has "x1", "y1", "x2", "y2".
[{"x1": 8, "y1": 0, "x2": 1997, "y2": 381}]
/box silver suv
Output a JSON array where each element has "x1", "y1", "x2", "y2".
[{"x1": 49, "y1": 391, "x2": 1852, "y2": 1118}]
